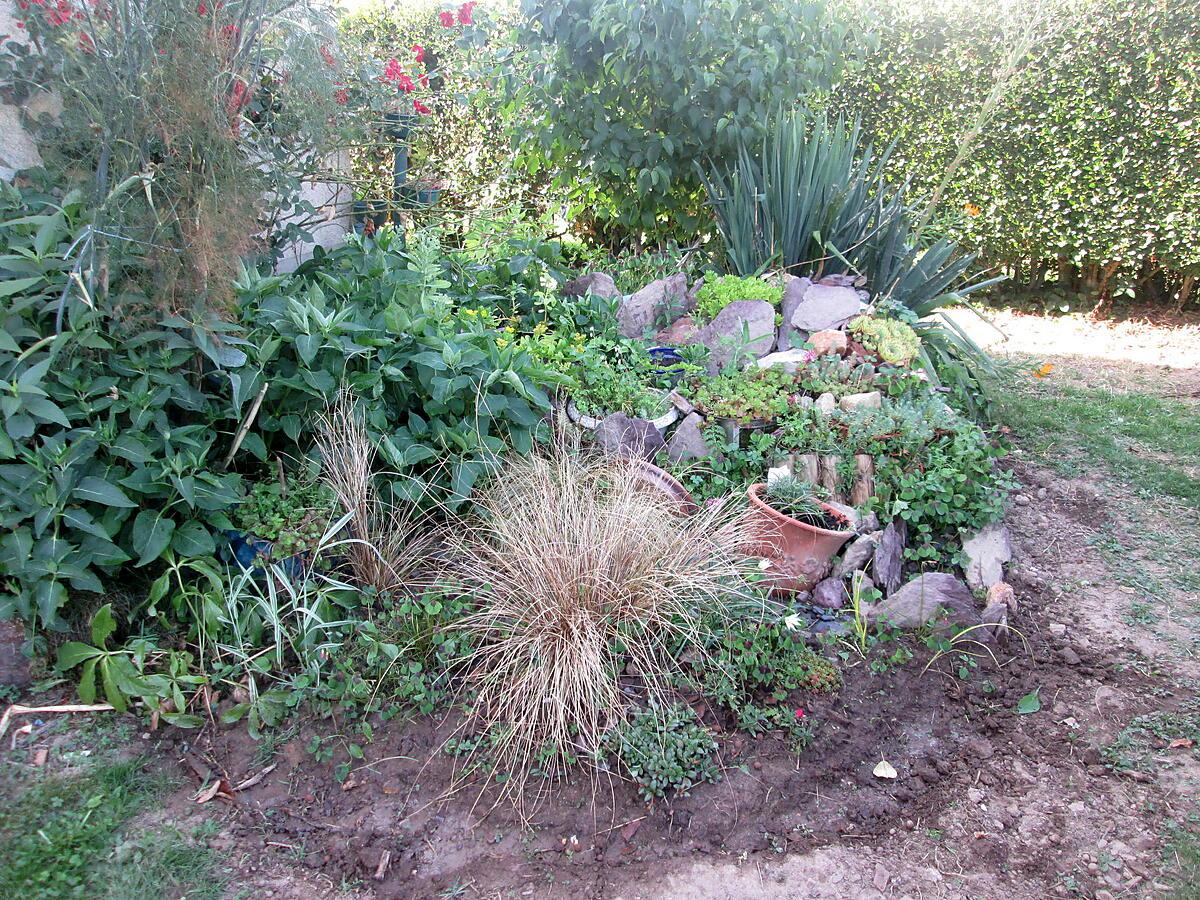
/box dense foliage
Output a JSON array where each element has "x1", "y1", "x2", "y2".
[
  {"x1": 0, "y1": 179, "x2": 560, "y2": 630},
  {"x1": 514, "y1": 0, "x2": 865, "y2": 240},
  {"x1": 838, "y1": 0, "x2": 1200, "y2": 310}
]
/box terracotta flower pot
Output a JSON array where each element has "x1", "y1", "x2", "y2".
[{"x1": 746, "y1": 483, "x2": 854, "y2": 593}]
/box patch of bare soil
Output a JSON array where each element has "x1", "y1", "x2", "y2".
[{"x1": 159, "y1": 452, "x2": 1197, "y2": 900}]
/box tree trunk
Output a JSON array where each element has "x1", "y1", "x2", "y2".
[
  {"x1": 1176, "y1": 273, "x2": 1196, "y2": 314},
  {"x1": 1089, "y1": 261, "x2": 1122, "y2": 318}
]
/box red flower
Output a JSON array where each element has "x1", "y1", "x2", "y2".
[
  {"x1": 334, "y1": 87, "x2": 349, "y2": 106},
  {"x1": 77, "y1": 30, "x2": 94, "y2": 52},
  {"x1": 220, "y1": 23, "x2": 238, "y2": 42},
  {"x1": 196, "y1": 1, "x2": 207, "y2": 14},
  {"x1": 396, "y1": 74, "x2": 415, "y2": 93},
  {"x1": 418, "y1": 73, "x2": 430, "y2": 89},
  {"x1": 382, "y1": 57, "x2": 404, "y2": 83},
  {"x1": 458, "y1": 1, "x2": 476, "y2": 25},
  {"x1": 411, "y1": 43, "x2": 425, "y2": 63},
  {"x1": 319, "y1": 44, "x2": 337, "y2": 68},
  {"x1": 413, "y1": 99, "x2": 431, "y2": 115},
  {"x1": 794, "y1": 708, "x2": 806, "y2": 719},
  {"x1": 438, "y1": 10, "x2": 454, "y2": 26}
]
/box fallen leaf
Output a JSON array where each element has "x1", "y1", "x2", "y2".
[
  {"x1": 1017, "y1": 690, "x2": 1042, "y2": 715},
  {"x1": 33, "y1": 748, "x2": 48, "y2": 767},
  {"x1": 873, "y1": 759, "x2": 897, "y2": 779},
  {"x1": 1031, "y1": 363, "x2": 1055, "y2": 379},
  {"x1": 381, "y1": 783, "x2": 401, "y2": 795},
  {"x1": 195, "y1": 780, "x2": 223, "y2": 804},
  {"x1": 1168, "y1": 738, "x2": 1194, "y2": 749}
]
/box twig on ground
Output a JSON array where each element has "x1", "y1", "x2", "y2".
[{"x1": 0, "y1": 703, "x2": 115, "y2": 742}]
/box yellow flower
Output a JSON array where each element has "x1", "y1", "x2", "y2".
[{"x1": 497, "y1": 337, "x2": 509, "y2": 349}]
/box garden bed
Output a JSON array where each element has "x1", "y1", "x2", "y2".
[{"x1": 173, "y1": 580, "x2": 1092, "y2": 898}]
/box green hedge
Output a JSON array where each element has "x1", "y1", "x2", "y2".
[{"x1": 835, "y1": 0, "x2": 1200, "y2": 309}]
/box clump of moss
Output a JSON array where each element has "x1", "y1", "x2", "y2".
[{"x1": 694, "y1": 275, "x2": 784, "y2": 321}]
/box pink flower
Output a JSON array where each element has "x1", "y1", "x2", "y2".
[
  {"x1": 319, "y1": 44, "x2": 337, "y2": 68},
  {"x1": 196, "y1": 1, "x2": 207, "y2": 14},
  {"x1": 457, "y1": 1, "x2": 476, "y2": 25},
  {"x1": 382, "y1": 57, "x2": 404, "y2": 82},
  {"x1": 413, "y1": 99, "x2": 431, "y2": 115},
  {"x1": 438, "y1": 10, "x2": 454, "y2": 26},
  {"x1": 334, "y1": 86, "x2": 349, "y2": 105},
  {"x1": 794, "y1": 708, "x2": 806, "y2": 719},
  {"x1": 418, "y1": 73, "x2": 430, "y2": 89},
  {"x1": 411, "y1": 43, "x2": 425, "y2": 63},
  {"x1": 396, "y1": 74, "x2": 415, "y2": 93}
]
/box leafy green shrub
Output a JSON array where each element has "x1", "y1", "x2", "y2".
[
  {"x1": 603, "y1": 704, "x2": 720, "y2": 801},
  {"x1": 0, "y1": 179, "x2": 559, "y2": 632},
  {"x1": 849, "y1": 315, "x2": 921, "y2": 366},
  {"x1": 0, "y1": 186, "x2": 243, "y2": 630},
  {"x1": 694, "y1": 275, "x2": 784, "y2": 321},
  {"x1": 836, "y1": 0, "x2": 1200, "y2": 309},
  {"x1": 779, "y1": 398, "x2": 1012, "y2": 563},
  {"x1": 568, "y1": 342, "x2": 673, "y2": 418},
  {"x1": 515, "y1": 0, "x2": 864, "y2": 239}
]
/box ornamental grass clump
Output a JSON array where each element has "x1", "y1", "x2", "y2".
[{"x1": 444, "y1": 448, "x2": 759, "y2": 801}]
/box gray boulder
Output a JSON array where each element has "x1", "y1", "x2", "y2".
[
  {"x1": 817, "y1": 273, "x2": 864, "y2": 288},
  {"x1": 666, "y1": 413, "x2": 710, "y2": 463},
  {"x1": 594, "y1": 413, "x2": 666, "y2": 461},
  {"x1": 869, "y1": 573, "x2": 980, "y2": 629},
  {"x1": 699, "y1": 299, "x2": 776, "y2": 372},
  {"x1": 618, "y1": 274, "x2": 689, "y2": 339},
  {"x1": 563, "y1": 272, "x2": 621, "y2": 299},
  {"x1": 961, "y1": 523, "x2": 1013, "y2": 590},
  {"x1": 812, "y1": 578, "x2": 847, "y2": 609},
  {"x1": 790, "y1": 284, "x2": 864, "y2": 333},
  {"x1": 777, "y1": 275, "x2": 813, "y2": 351},
  {"x1": 834, "y1": 533, "x2": 878, "y2": 579},
  {"x1": 873, "y1": 519, "x2": 907, "y2": 596}
]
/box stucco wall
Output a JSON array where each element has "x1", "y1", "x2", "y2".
[{"x1": 0, "y1": 1, "x2": 47, "y2": 180}]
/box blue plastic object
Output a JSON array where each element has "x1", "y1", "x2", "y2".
[{"x1": 221, "y1": 530, "x2": 310, "y2": 580}]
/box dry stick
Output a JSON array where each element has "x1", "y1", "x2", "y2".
[
  {"x1": 0, "y1": 703, "x2": 114, "y2": 742},
  {"x1": 222, "y1": 381, "x2": 270, "y2": 469}
]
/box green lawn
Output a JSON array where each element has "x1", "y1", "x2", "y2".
[
  {"x1": 995, "y1": 369, "x2": 1200, "y2": 508},
  {"x1": 0, "y1": 756, "x2": 225, "y2": 899}
]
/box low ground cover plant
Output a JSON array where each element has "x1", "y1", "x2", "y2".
[
  {"x1": 694, "y1": 274, "x2": 784, "y2": 321},
  {"x1": 602, "y1": 703, "x2": 721, "y2": 801}
]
